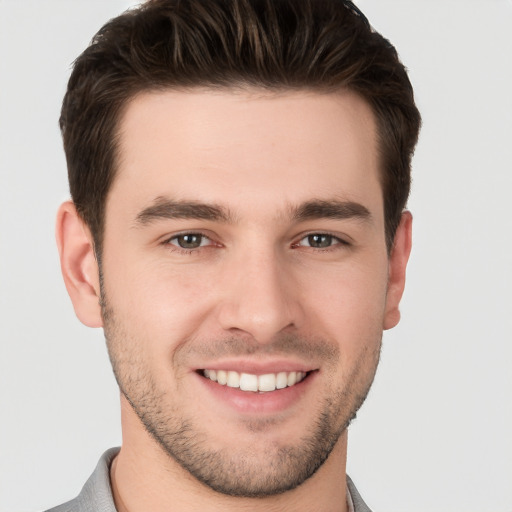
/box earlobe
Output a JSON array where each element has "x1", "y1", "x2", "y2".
[
  {"x1": 383, "y1": 211, "x2": 413, "y2": 330},
  {"x1": 56, "y1": 201, "x2": 103, "y2": 328}
]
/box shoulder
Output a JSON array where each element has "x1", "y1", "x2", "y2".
[
  {"x1": 43, "y1": 448, "x2": 120, "y2": 512},
  {"x1": 347, "y1": 475, "x2": 373, "y2": 512}
]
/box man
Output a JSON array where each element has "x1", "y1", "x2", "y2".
[{"x1": 50, "y1": 0, "x2": 420, "y2": 510}]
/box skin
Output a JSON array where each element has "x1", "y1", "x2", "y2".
[{"x1": 56, "y1": 88, "x2": 412, "y2": 512}]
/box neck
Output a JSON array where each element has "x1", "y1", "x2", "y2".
[{"x1": 111, "y1": 397, "x2": 349, "y2": 512}]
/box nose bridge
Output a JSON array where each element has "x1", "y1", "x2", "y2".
[{"x1": 216, "y1": 242, "x2": 298, "y2": 342}]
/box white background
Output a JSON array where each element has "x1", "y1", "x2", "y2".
[{"x1": 1, "y1": 1, "x2": 511, "y2": 511}]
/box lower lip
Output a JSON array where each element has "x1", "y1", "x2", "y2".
[{"x1": 196, "y1": 372, "x2": 315, "y2": 415}]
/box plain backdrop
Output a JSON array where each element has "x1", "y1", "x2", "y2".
[{"x1": 1, "y1": 1, "x2": 511, "y2": 511}]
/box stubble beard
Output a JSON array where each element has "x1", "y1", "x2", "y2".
[{"x1": 101, "y1": 297, "x2": 381, "y2": 498}]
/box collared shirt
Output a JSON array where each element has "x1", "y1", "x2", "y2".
[{"x1": 45, "y1": 448, "x2": 372, "y2": 512}]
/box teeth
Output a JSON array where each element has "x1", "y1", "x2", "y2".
[
  {"x1": 240, "y1": 373, "x2": 259, "y2": 391},
  {"x1": 258, "y1": 373, "x2": 276, "y2": 392},
  {"x1": 202, "y1": 369, "x2": 308, "y2": 392},
  {"x1": 276, "y1": 372, "x2": 288, "y2": 389},
  {"x1": 217, "y1": 370, "x2": 227, "y2": 385},
  {"x1": 227, "y1": 371, "x2": 239, "y2": 388}
]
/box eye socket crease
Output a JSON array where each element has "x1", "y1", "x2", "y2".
[{"x1": 137, "y1": 198, "x2": 371, "y2": 254}]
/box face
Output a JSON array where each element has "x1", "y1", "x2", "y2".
[{"x1": 96, "y1": 89, "x2": 402, "y2": 496}]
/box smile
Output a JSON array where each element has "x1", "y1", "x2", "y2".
[{"x1": 202, "y1": 369, "x2": 308, "y2": 393}]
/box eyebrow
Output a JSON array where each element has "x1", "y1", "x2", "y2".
[
  {"x1": 291, "y1": 199, "x2": 372, "y2": 223},
  {"x1": 134, "y1": 197, "x2": 234, "y2": 226},
  {"x1": 134, "y1": 196, "x2": 372, "y2": 227}
]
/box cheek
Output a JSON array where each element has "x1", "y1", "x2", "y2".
[
  {"x1": 299, "y1": 260, "x2": 388, "y2": 350},
  {"x1": 103, "y1": 258, "x2": 217, "y2": 345}
]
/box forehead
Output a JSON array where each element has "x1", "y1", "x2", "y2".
[{"x1": 109, "y1": 88, "x2": 381, "y2": 222}]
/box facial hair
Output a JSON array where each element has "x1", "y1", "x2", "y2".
[{"x1": 101, "y1": 294, "x2": 381, "y2": 497}]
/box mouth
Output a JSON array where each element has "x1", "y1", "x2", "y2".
[
  {"x1": 196, "y1": 365, "x2": 318, "y2": 414},
  {"x1": 200, "y1": 369, "x2": 310, "y2": 393}
]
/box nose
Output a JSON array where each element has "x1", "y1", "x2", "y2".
[{"x1": 216, "y1": 246, "x2": 300, "y2": 344}]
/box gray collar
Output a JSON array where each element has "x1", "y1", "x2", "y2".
[{"x1": 45, "y1": 447, "x2": 119, "y2": 512}]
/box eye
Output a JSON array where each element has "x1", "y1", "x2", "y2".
[
  {"x1": 295, "y1": 233, "x2": 346, "y2": 249},
  {"x1": 168, "y1": 233, "x2": 212, "y2": 250}
]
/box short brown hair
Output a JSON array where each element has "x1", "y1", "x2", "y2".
[{"x1": 60, "y1": 0, "x2": 421, "y2": 254}]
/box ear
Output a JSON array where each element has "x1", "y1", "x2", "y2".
[
  {"x1": 56, "y1": 201, "x2": 103, "y2": 328},
  {"x1": 383, "y1": 211, "x2": 413, "y2": 330}
]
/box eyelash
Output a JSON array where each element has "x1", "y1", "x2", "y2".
[
  {"x1": 164, "y1": 231, "x2": 216, "y2": 255},
  {"x1": 163, "y1": 231, "x2": 350, "y2": 255},
  {"x1": 292, "y1": 232, "x2": 350, "y2": 252}
]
